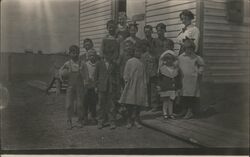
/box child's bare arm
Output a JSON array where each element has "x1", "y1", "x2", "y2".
[{"x1": 196, "y1": 56, "x2": 205, "y2": 75}]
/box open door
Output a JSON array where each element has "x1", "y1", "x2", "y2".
[{"x1": 126, "y1": 0, "x2": 146, "y2": 39}]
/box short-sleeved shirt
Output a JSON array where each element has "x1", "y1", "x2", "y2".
[{"x1": 153, "y1": 37, "x2": 174, "y2": 58}]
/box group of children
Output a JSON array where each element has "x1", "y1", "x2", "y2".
[{"x1": 53, "y1": 11, "x2": 205, "y2": 130}]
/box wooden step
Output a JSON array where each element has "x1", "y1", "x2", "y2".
[{"x1": 141, "y1": 111, "x2": 249, "y2": 147}]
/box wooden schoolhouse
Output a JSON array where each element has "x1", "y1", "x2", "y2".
[{"x1": 79, "y1": 0, "x2": 249, "y2": 83}]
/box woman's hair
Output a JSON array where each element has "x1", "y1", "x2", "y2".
[
  {"x1": 179, "y1": 10, "x2": 194, "y2": 20},
  {"x1": 83, "y1": 38, "x2": 93, "y2": 45},
  {"x1": 69, "y1": 45, "x2": 80, "y2": 54}
]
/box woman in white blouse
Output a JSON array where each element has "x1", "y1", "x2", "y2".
[{"x1": 176, "y1": 10, "x2": 200, "y2": 54}]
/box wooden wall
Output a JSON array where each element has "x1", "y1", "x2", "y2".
[
  {"x1": 145, "y1": 0, "x2": 197, "y2": 50},
  {"x1": 79, "y1": 0, "x2": 112, "y2": 53},
  {"x1": 2, "y1": 53, "x2": 68, "y2": 82},
  {"x1": 203, "y1": 0, "x2": 250, "y2": 83},
  {"x1": 78, "y1": 0, "x2": 249, "y2": 83}
]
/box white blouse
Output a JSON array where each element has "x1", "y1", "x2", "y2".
[{"x1": 176, "y1": 24, "x2": 200, "y2": 52}]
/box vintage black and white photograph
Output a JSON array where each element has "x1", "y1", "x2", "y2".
[{"x1": 0, "y1": 0, "x2": 249, "y2": 154}]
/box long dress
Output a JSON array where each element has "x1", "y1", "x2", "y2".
[
  {"x1": 178, "y1": 53, "x2": 205, "y2": 97},
  {"x1": 119, "y1": 57, "x2": 148, "y2": 107}
]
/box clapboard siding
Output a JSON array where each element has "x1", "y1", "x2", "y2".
[
  {"x1": 80, "y1": 5, "x2": 111, "y2": 16},
  {"x1": 147, "y1": 2, "x2": 196, "y2": 17},
  {"x1": 147, "y1": 9, "x2": 196, "y2": 23},
  {"x1": 79, "y1": 0, "x2": 112, "y2": 53},
  {"x1": 203, "y1": 0, "x2": 250, "y2": 82},
  {"x1": 80, "y1": 0, "x2": 110, "y2": 11},
  {"x1": 145, "y1": 0, "x2": 197, "y2": 47},
  {"x1": 80, "y1": 16, "x2": 111, "y2": 25}
]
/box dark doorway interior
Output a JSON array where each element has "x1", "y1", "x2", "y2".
[{"x1": 118, "y1": 0, "x2": 126, "y2": 12}]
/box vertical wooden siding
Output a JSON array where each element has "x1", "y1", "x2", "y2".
[
  {"x1": 145, "y1": 0, "x2": 197, "y2": 50},
  {"x1": 203, "y1": 0, "x2": 249, "y2": 83},
  {"x1": 79, "y1": 0, "x2": 112, "y2": 53}
]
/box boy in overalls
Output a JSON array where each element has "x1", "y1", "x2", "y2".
[{"x1": 59, "y1": 45, "x2": 88, "y2": 129}]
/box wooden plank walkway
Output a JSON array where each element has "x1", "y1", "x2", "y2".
[{"x1": 141, "y1": 111, "x2": 249, "y2": 147}]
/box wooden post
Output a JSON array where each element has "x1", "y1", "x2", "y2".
[
  {"x1": 112, "y1": 0, "x2": 119, "y2": 21},
  {"x1": 196, "y1": 0, "x2": 204, "y2": 56}
]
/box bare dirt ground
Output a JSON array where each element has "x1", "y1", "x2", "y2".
[{"x1": 1, "y1": 81, "x2": 195, "y2": 150}]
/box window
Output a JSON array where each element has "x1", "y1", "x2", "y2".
[{"x1": 226, "y1": 0, "x2": 244, "y2": 24}]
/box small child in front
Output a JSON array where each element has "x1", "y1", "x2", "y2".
[
  {"x1": 82, "y1": 49, "x2": 98, "y2": 125},
  {"x1": 157, "y1": 50, "x2": 182, "y2": 119},
  {"x1": 178, "y1": 39, "x2": 205, "y2": 119}
]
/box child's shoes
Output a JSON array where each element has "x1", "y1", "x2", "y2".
[
  {"x1": 126, "y1": 123, "x2": 133, "y2": 129},
  {"x1": 184, "y1": 109, "x2": 193, "y2": 119},
  {"x1": 82, "y1": 119, "x2": 88, "y2": 126},
  {"x1": 76, "y1": 121, "x2": 83, "y2": 128},
  {"x1": 169, "y1": 115, "x2": 176, "y2": 119},
  {"x1": 163, "y1": 115, "x2": 168, "y2": 120},
  {"x1": 110, "y1": 123, "x2": 116, "y2": 130},
  {"x1": 67, "y1": 119, "x2": 73, "y2": 130},
  {"x1": 134, "y1": 121, "x2": 142, "y2": 129},
  {"x1": 97, "y1": 123, "x2": 104, "y2": 129}
]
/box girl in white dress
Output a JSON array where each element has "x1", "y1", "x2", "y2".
[{"x1": 178, "y1": 39, "x2": 205, "y2": 119}]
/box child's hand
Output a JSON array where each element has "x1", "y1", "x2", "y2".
[
  {"x1": 176, "y1": 89, "x2": 181, "y2": 96},
  {"x1": 94, "y1": 88, "x2": 98, "y2": 93}
]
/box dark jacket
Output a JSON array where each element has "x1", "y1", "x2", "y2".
[
  {"x1": 94, "y1": 60, "x2": 119, "y2": 93},
  {"x1": 158, "y1": 69, "x2": 182, "y2": 91}
]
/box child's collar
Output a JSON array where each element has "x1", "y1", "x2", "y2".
[{"x1": 184, "y1": 52, "x2": 196, "y2": 57}]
